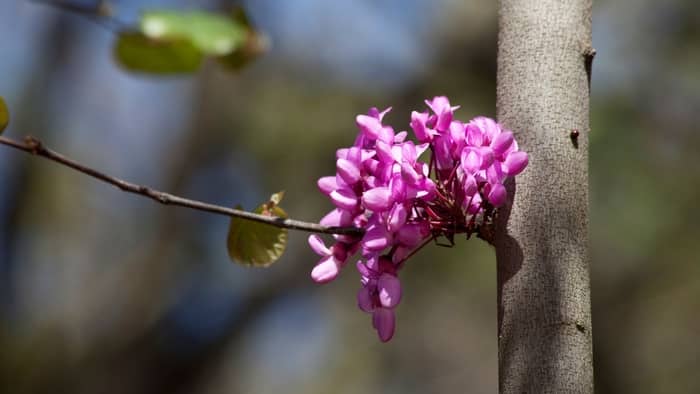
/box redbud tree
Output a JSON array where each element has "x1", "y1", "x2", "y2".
[{"x1": 0, "y1": 0, "x2": 594, "y2": 392}]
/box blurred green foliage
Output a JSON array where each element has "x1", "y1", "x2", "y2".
[
  {"x1": 140, "y1": 10, "x2": 246, "y2": 56},
  {"x1": 115, "y1": 32, "x2": 203, "y2": 73},
  {"x1": 0, "y1": 96, "x2": 8, "y2": 133},
  {"x1": 115, "y1": 8, "x2": 264, "y2": 74}
]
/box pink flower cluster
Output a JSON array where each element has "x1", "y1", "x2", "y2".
[{"x1": 309, "y1": 97, "x2": 528, "y2": 342}]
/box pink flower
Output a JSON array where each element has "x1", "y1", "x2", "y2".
[
  {"x1": 308, "y1": 235, "x2": 349, "y2": 284},
  {"x1": 425, "y1": 96, "x2": 459, "y2": 132},
  {"x1": 310, "y1": 97, "x2": 528, "y2": 342},
  {"x1": 505, "y1": 151, "x2": 529, "y2": 175},
  {"x1": 362, "y1": 187, "x2": 393, "y2": 212},
  {"x1": 362, "y1": 221, "x2": 393, "y2": 252},
  {"x1": 356, "y1": 257, "x2": 402, "y2": 342},
  {"x1": 487, "y1": 183, "x2": 507, "y2": 207},
  {"x1": 410, "y1": 111, "x2": 438, "y2": 143}
]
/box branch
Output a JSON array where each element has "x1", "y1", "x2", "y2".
[
  {"x1": 28, "y1": 0, "x2": 126, "y2": 32},
  {"x1": 29, "y1": 0, "x2": 112, "y2": 17},
  {"x1": 0, "y1": 135, "x2": 362, "y2": 236}
]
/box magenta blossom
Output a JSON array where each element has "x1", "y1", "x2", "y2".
[{"x1": 310, "y1": 97, "x2": 528, "y2": 342}]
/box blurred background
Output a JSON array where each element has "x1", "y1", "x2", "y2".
[{"x1": 0, "y1": 0, "x2": 698, "y2": 393}]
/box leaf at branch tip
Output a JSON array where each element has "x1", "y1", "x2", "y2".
[
  {"x1": 113, "y1": 8, "x2": 264, "y2": 74},
  {"x1": 216, "y1": 30, "x2": 269, "y2": 71},
  {"x1": 217, "y1": 7, "x2": 269, "y2": 72},
  {"x1": 140, "y1": 10, "x2": 247, "y2": 56},
  {"x1": 227, "y1": 192, "x2": 288, "y2": 267},
  {"x1": 0, "y1": 97, "x2": 8, "y2": 134},
  {"x1": 269, "y1": 190, "x2": 284, "y2": 206},
  {"x1": 114, "y1": 32, "x2": 202, "y2": 74}
]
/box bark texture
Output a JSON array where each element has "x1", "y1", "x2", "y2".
[{"x1": 496, "y1": 1, "x2": 594, "y2": 393}]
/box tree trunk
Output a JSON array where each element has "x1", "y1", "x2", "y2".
[{"x1": 495, "y1": 1, "x2": 594, "y2": 392}]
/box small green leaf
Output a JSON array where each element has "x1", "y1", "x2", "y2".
[
  {"x1": 269, "y1": 190, "x2": 285, "y2": 206},
  {"x1": 216, "y1": 6, "x2": 267, "y2": 71},
  {"x1": 227, "y1": 193, "x2": 288, "y2": 267},
  {"x1": 0, "y1": 97, "x2": 8, "y2": 134},
  {"x1": 114, "y1": 32, "x2": 203, "y2": 74},
  {"x1": 230, "y1": 6, "x2": 253, "y2": 29},
  {"x1": 140, "y1": 10, "x2": 247, "y2": 56},
  {"x1": 217, "y1": 30, "x2": 268, "y2": 71},
  {"x1": 114, "y1": 9, "x2": 263, "y2": 74}
]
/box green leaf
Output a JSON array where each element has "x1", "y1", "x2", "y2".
[
  {"x1": 227, "y1": 193, "x2": 288, "y2": 267},
  {"x1": 0, "y1": 97, "x2": 8, "y2": 134},
  {"x1": 140, "y1": 10, "x2": 247, "y2": 56},
  {"x1": 230, "y1": 6, "x2": 253, "y2": 29},
  {"x1": 113, "y1": 9, "x2": 263, "y2": 74},
  {"x1": 269, "y1": 190, "x2": 284, "y2": 205},
  {"x1": 114, "y1": 32, "x2": 203, "y2": 74},
  {"x1": 217, "y1": 30, "x2": 268, "y2": 71},
  {"x1": 217, "y1": 6, "x2": 268, "y2": 71}
]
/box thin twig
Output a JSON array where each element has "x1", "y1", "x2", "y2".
[
  {"x1": 394, "y1": 235, "x2": 435, "y2": 270},
  {"x1": 29, "y1": 0, "x2": 111, "y2": 17},
  {"x1": 28, "y1": 0, "x2": 128, "y2": 32},
  {"x1": 0, "y1": 135, "x2": 362, "y2": 236}
]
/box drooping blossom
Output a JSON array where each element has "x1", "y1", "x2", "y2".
[{"x1": 309, "y1": 97, "x2": 528, "y2": 342}]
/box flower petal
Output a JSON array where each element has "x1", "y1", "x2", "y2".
[
  {"x1": 362, "y1": 224, "x2": 392, "y2": 251},
  {"x1": 401, "y1": 141, "x2": 418, "y2": 164},
  {"x1": 471, "y1": 116, "x2": 500, "y2": 144},
  {"x1": 375, "y1": 140, "x2": 394, "y2": 164},
  {"x1": 425, "y1": 96, "x2": 458, "y2": 131},
  {"x1": 336, "y1": 158, "x2": 361, "y2": 185},
  {"x1": 466, "y1": 123, "x2": 484, "y2": 146},
  {"x1": 461, "y1": 149, "x2": 481, "y2": 174},
  {"x1": 357, "y1": 285, "x2": 374, "y2": 312},
  {"x1": 308, "y1": 235, "x2": 331, "y2": 256},
  {"x1": 414, "y1": 177, "x2": 436, "y2": 200},
  {"x1": 320, "y1": 208, "x2": 353, "y2": 227},
  {"x1": 373, "y1": 308, "x2": 396, "y2": 342},
  {"x1": 336, "y1": 148, "x2": 348, "y2": 159},
  {"x1": 487, "y1": 183, "x2": 507, "y2": 207},
  {"x1": 378, "y1": 126, "x2": 395, "y2": 143},
  {"x1": 410, "y1": 111, "x2": 433, "y2": 143},
  {"x1": 463, "y1": 174, "x2": 477, "y2": 196},
  {"x1": 390, "y1": 174, "x2": 406, "y2": 202},
  {"x1": 425, "y1": 96, "x2": 451, "y2": 113},
  {"x1": 478, "y1": 147, "x2": 495, "y2": 169},
  {"x1": 356, "y1": 260, "x2": 373, "y2": 278},
  {"x1": 363, "y1": 175, "x2": 379, "y2": 189},
  {"x1": 311, "y1": 256, "x2": 340, "y2": 284},
  {"x1": 378, "y1": 273, "x2": 402, "y2": 308},
  {"x1": 330, "y1": 188, "x2": 359, "y2": 211},
  {"x1": 491, "y1": 131, "x2": 514, "y2": 156},
  {"x1": 505, "y1": 151, "x2": 529, "y2": 175},
  {"x1": 394, "y1": 131, "x2": 407, "y2": 143},
  {"x1": 397, "y1": 223, "x2": 427, "y2": 247},
  {"x1": 367, "y1": 106, "x2": 392, "y2": 121},
  {"x1": 400, "y1": 162, "x2": 422, "y2": 185},
  {"x1": 356, "y1": 114, "x2": 383, "y2": 140},
  {"x1": 365, "y1": 255, "x2": 379, "y2": 271},
  {"x1": 387, "y1": 203, "x2": 407, "y2": 233},
  {"x1": 317, "y1": 176, "x2": 337, "y2": 195},
  {"x1": 433, "y1": 135, "x2": 453, "y2": 170},
  {"x1": 362, "y1": 187, "x2": 393, "y2": 212},
  {"x1": 466, "y1": 192, "x2": 483, "y2": 214},
  {"x1": 486, "y1": 162, "x2": 505, "y2": 185}
]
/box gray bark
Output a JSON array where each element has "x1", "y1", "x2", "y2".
[{"x1": 495, "y1": 1, "x2": 594, "y2": 393}]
